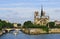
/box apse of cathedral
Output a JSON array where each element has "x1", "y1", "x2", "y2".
[{"x1": 34, "y1": 6, "x2": 49, "y2": 26}]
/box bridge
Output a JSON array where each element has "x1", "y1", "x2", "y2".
[{"x1": 2, "y1": 28, "x2": 22, "y2": 33}]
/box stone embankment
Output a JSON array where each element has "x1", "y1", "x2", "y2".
[
  {"x1": 22, "y1": 28, "x2": 60, "y2": 35},
  {"x1": 0, "y1": 30, "x2": 7, "y2": 36},
  {"x1": 22, "y1": 28, "x2": 47, "y2": 35},
  {"x1": 0, "y1": 31, "x2": 3, "y2": 36},
  {"x1": 49, "y1": 28, "x2": 60, "y2": 33}
]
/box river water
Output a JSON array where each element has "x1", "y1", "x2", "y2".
[{"x1": 0, "y1": 31, "x2": 60, "y2": 39}]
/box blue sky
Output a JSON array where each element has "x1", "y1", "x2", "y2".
[{"x1": 0, "y1": 0, "x2": 60, "y2": 24}]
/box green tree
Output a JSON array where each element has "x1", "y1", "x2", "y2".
[
  {"x1": 0, "y1": 19, "x2": 2, "y2": 22},
  {"x1": 1, "y1": 21, "x2": 13, "y2": 28},
  {"x1": 48, "y1": 22, "x2": 55, "y2": 28},
  {"x1": 0, "y1": 19, "x2": 14, "y2": 30},
  {"x1": 0, "y1": 22, "x2": 3, "y2": 30},
  {"x1": 6, "y1": 23, "x2": 13, "y2": 28},
  {"x1": 17, "y1": 23, "x2": 21, "y2": 26},
  {"x1": 23, "y1": 21, "x2": 33, "y2": 28},
  {"x1": 1, "y1": 21, "x2": 6, "y2": 28}
]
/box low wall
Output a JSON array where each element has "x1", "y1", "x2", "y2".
[
  {"x1": 22, "y1": 28, "x2": 47, "y2": 34},
  {"x1": 0, "y1": 31, "x2": 3, "y2": 36},
  {"x1": 49, "y1": 28, "x2": 60, "y2": 33}
]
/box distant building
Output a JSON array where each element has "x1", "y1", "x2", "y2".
[
  {"x1": 13, "y1": 23, "x2": 18, "y2": 27},
  {"x1": 34, "y1": 6, "x2": 49, "y2": 26},
  {"x1": 5, "y1": 20, "x2": 9, "y2": 23},
  {"x1": 55, "y1": 20, "x2": 60, "y2": 26}
]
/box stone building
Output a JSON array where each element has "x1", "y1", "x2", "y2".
[
  {"x1": 13, "y1": 23, "x2": 18, "y2": 27},
  {"x1": 55, "y1": 20, "x2": 60, "y2": 26},
  {"x1": 34, "y1": 6, "x2": 49, "y2": 26}
]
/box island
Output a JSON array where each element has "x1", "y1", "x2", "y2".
[{"x1": 0, "y1": 6, "x2": 60, "y2": 35}]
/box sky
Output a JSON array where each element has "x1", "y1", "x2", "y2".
[{"x1": 0, "y1": 0, "x2": 60, "y2": 24}]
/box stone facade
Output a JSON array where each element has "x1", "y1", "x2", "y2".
[
  {"x1": 49, "y1": 28, "x2": 60, "y2": 33},
  {"x1": 34, "y1": 6, "x2": 49, "y2": 26},
  {"x1": 55, "y1": 20, "x2": 60, "y2": 26},
  {"x1": 13, "y1": 23, "x2": 18, "y2": 27}
]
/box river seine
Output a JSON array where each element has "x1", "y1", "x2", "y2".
[{"x1": 0, "y1": 31, "x2": 60, "y2": 39}]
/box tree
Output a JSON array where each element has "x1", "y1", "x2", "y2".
[
  {"x1": 0, "y1": 19, "x2": 2, "y2": 22},
  {"x1": 6, "y1": 23, "x2": 13, "y2": 28},
  {"x1": 48, "y1": 22, "x2": 55, "y2": 28},
  {"x1": 0, "y1": 22, "x2": 3, "y2": 30},
  {"x1": 17, "y1": 23, "x2": 21, "y2": 26},
  {"x1": 1, "y1": 21, "x2": 13, "y2": 28},
  {"x1": 23, "y1": 21, "x2": 33, "y2": 28},
  {"x1": 1, "y1": 21, "x2": 7, "y2": 28}
]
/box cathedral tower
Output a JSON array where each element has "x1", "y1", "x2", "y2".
[
  {"x1": 34, "y1": 5, "x2": 49, "y2": 26},
  {"x1": 34, "y1": 11, "x2": 39, "y2": 24},
  {"x1": 41, "y1": 5, "x2": 45, "y2": 17}
]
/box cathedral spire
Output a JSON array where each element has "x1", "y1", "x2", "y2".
[{"x1": 41, "y1": 5, "x2": 44, "y2": 17}]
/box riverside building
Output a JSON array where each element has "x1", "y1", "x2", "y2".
[{"x1": 34, "y1": 6, "x2": 49, "y2": 26}]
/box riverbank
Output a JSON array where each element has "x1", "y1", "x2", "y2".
[
  {"x1": 0, "y1": 30, "x2": 3, "y2": 36},
  {"x1": 22, "y1": 28, "x2": 48, "y2": 35},
  {"x1": 1, "y1": 28, "x2": 60, "y2": 35},
  {"x1": 22, "y1": 28, "x2": 60, "y2": 35},
  {"x1": 0, "y1": 30, "x2": 8, "y2": 36}
]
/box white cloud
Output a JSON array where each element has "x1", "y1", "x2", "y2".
[
  {"x1": 0, "y1": 7, "x2": 60, "y2": 24},
  {"x1": 0, "y1": 7, "x2": 37, "y2": 23}
]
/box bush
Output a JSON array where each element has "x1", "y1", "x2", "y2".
[{"x1": 48, "y1": 22, "x2": 55, "y2": 28}]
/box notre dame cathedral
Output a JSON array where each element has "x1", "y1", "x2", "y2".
[{"x1": 34, "y1": 6, "x2": 49, "y2": 26}]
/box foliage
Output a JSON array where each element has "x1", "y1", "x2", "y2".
[
  {"x1": 0, "y1": 22, "x2": 3, "y2": 30},
  {"x1": 0, "y1": 19, "x2": 14, "y2": 30},
  {"x1": 23, "y1": 21, "x2": 49, "y2": 32},
  {"x1": 17, "y1": 23, "x2": 21, "y2": 26},
  {"x1": 23, "y1": 21, "x2": 33, "y2": 28},
  {"x1": 48, "y1": 22, "x2": 55, "y2": 28}
]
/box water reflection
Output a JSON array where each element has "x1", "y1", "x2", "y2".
[
  {"x1": 13, "y1": 30, "x2": 19, "y2": 36},
  {"x1": 0, "y1": 31, "x2": 60, "y2": 39}
]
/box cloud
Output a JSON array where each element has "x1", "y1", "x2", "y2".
[
  {"x1": 0, "y1": 7, "x2": 60, "y2": 24},
  {"x1": 0, "y1": 0, "x2": 60, "y2": 24},
  {"x1": 0, "y1": 7, "x2": 37, "y2": 23}
]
